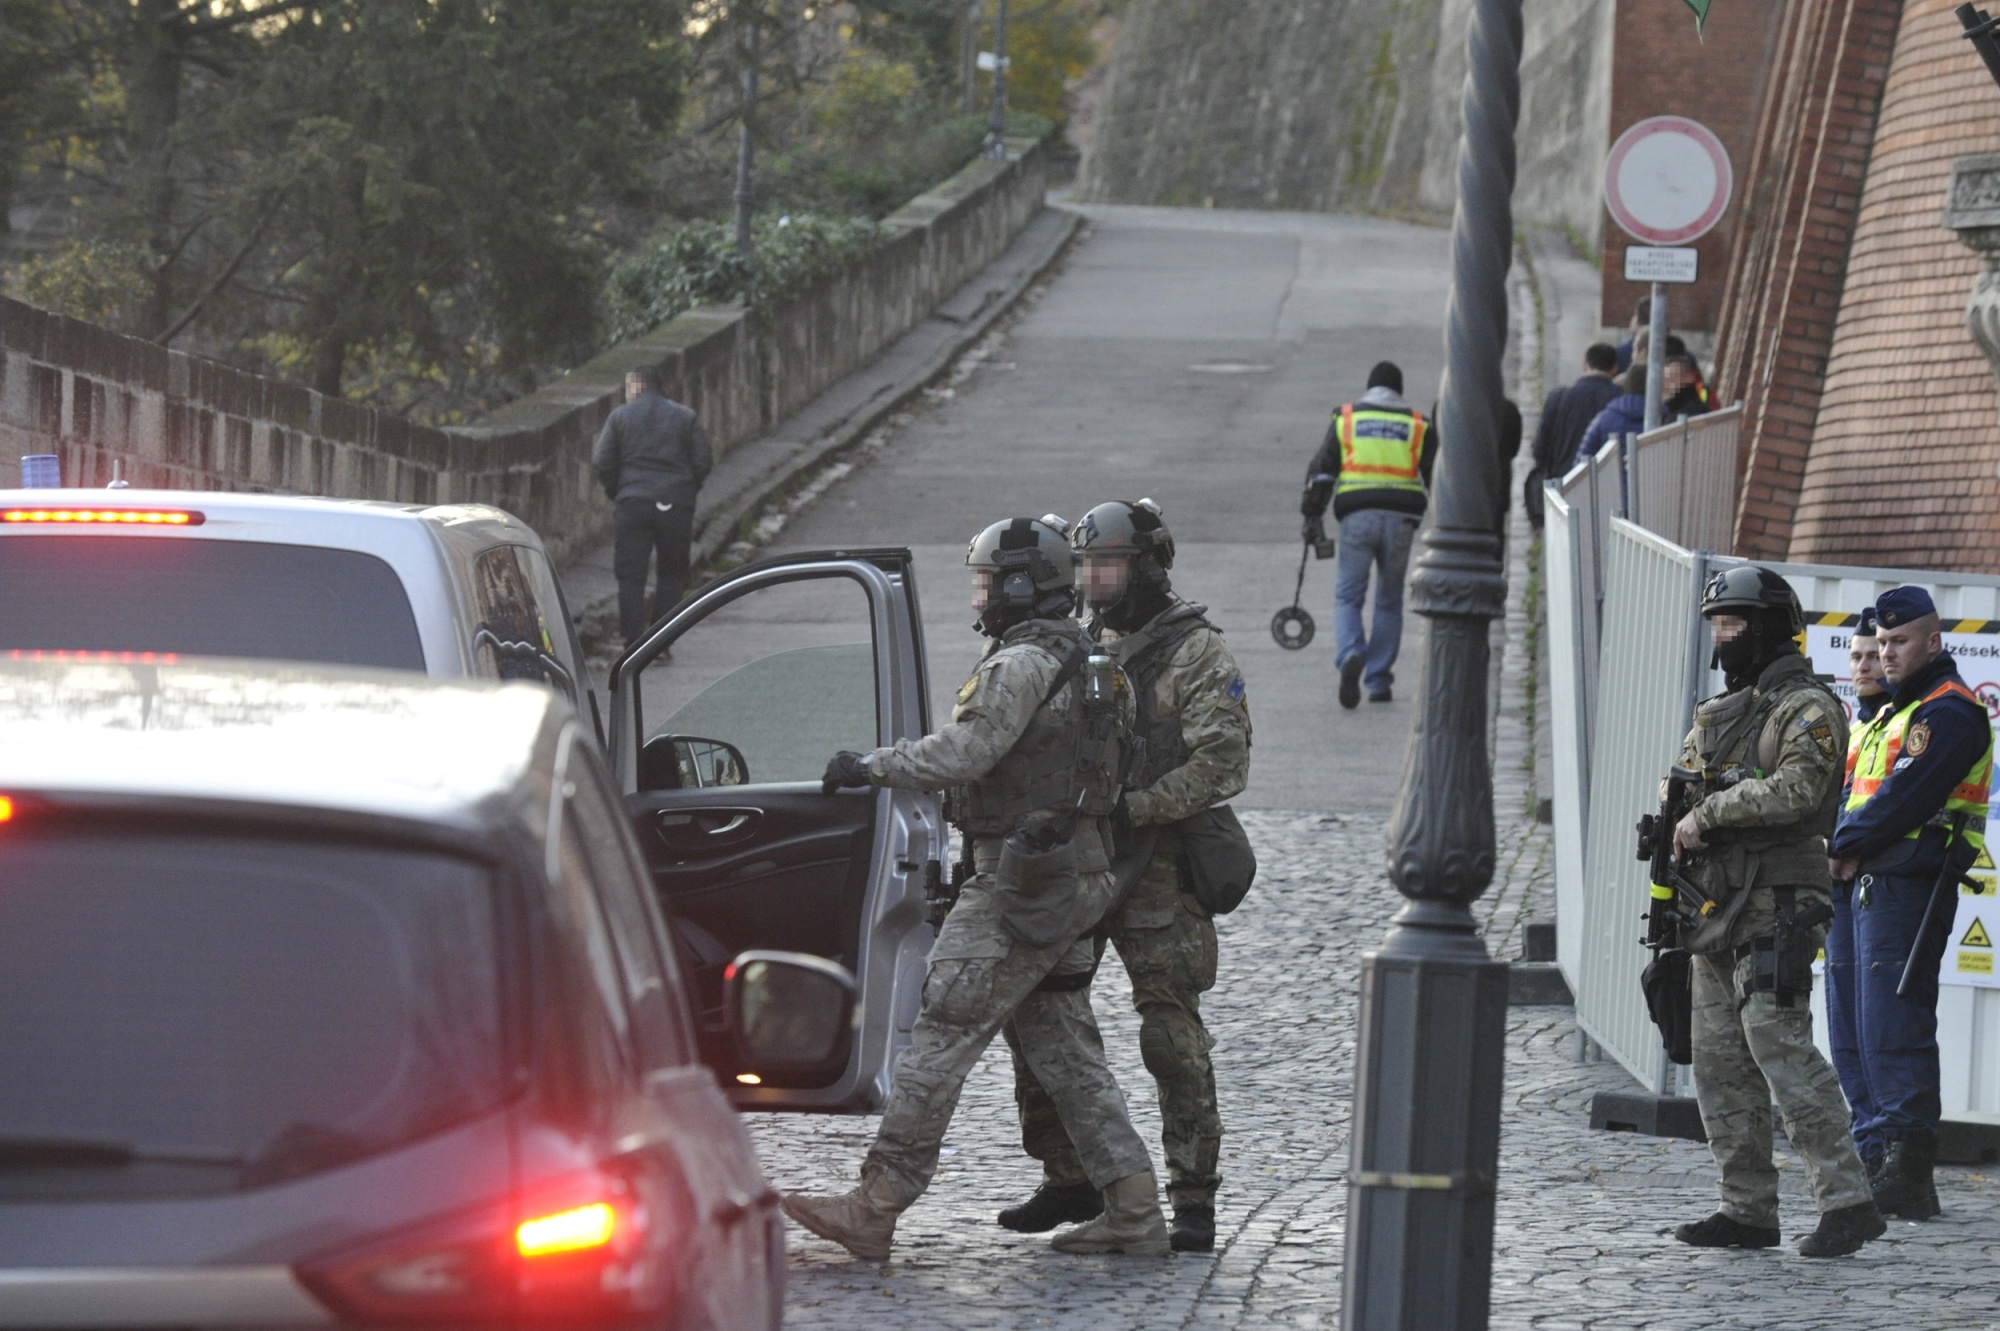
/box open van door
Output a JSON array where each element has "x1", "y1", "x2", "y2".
[{"x1": 608, "y1": 549, "x2": 941, "y2": 1112}]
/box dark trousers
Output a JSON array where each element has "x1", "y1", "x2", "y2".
[
  {"x1": 614, "y1": 497, "x2": 694, "y2": 644},
  {"x1": 1824, "y1": 872, "x2": 1954, "y2": 1158}
]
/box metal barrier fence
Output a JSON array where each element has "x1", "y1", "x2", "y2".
[
  {"x1": 1628, "y1": 405, "x2": 1743, "y2": 553},
  {"x1": 1544, "y1": 413, "x2": 2000, "y2": 1113}
]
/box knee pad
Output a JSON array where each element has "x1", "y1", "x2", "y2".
[{"x1": 1140, "y1": 1014, "x2": 1199, "y2": 1081}]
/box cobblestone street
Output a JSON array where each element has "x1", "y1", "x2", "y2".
[{"x1": 752, "y1": 809, "x2": 2000, "y2": 1330}]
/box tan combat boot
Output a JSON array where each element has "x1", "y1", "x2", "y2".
[
  {"x1": 780, "y1": 1172, "x2": 904, "y2": 1261},
  {"x1": 1048, "y1": 1168, "x2": 1171, "y2": 1256}
]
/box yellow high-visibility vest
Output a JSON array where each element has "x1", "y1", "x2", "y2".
[
  {"x1": 1846, "y1": 679, "x2": 1992, "y2": 856},
  {"x1": 1335, "y1": 406, "x2": 1426, "y2": 497}
]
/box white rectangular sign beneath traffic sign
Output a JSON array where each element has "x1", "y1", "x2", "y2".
[{"x1": 1624, "y1": 246, "x2": 1700, "y2": 284}]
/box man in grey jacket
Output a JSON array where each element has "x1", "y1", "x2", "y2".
[{"x1": 592, "y1": 366, "x2": 713, "y2": 644}]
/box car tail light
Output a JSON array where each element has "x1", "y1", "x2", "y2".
[
  {"x1": 0, "y1": 796, "x2": 13, "y2": 823},
  {"x1": 0, "y1": 506, "x2": 203, "y2": 526},
  {"x1": 296, "y1": 1171, "x2": 671, "y2": 1327}
]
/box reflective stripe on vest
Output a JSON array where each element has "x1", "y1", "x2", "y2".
[
  {"x1": 1845, "y1": 679, "x2": 1993, "y2": 851},
  {"x1": 1335, "y1": 405, "x2": 1425, "y2": 495}
]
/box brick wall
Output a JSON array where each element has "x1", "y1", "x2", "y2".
[
  {"x1": 1788, "y1": 1, "x2": 2000, "y2": 570},
  {"x1": 1708, "y1": 0, "x2": 1900, "y2": 560},
  {"x1": 0, "y1": 139, "x2": 1049, "y2": 562},
  {"x1": 1598, "y1": 0, "x2": 1786, "y2": 333}
]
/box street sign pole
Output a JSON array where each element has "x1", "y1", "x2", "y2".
[{"x1": 1644, "y1": 282, "x2": 1668, "y2": 432}]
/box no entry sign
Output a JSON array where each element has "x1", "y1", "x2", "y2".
[{"x1": 1604, "y1": 116, "x2": 1733, "y2": 246}]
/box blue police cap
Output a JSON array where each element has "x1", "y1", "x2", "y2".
[
  {"x1": 1875, "y1": 586, "x2": 1936, "y2": 628},
  {"x1": 1855, "y1": 606, "x2": 1878, "y2": 637}
]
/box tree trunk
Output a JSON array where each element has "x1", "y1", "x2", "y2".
[
  {"x1": 128, "y1": 0, "x2": 185, "y2": 338},
  {"x1": 312, "y1": 338, "x2": 346, "y2": 398}
]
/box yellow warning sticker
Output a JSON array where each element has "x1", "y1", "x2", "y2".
[
  {"x1": 1963, "y1": 918, "x2": 1993, "y2": 949},
  {"x1": 1959, "y1": 951, "x2": 1994, "y2": 975}
]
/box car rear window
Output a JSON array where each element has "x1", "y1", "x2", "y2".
[
  {"x1": 0, "y1": 536, "x2": 425, "y2": 670},
  {"x1": 0, "y1": 830, "x2": 507, "y2": 1200}
]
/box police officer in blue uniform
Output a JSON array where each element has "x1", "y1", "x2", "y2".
[{"x1": 1827, "y1": 586, "x2": 1994, "y2": 1220}]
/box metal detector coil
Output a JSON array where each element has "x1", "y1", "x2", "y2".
[{"x1": 1271, "y1": 543, "x2": 1317, "y2": 649}]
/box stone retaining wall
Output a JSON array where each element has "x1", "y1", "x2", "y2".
[{"x1": 0, "y1": 136, "x2": 1048, "y2": 561}]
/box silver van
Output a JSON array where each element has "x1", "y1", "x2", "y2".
[{"x1": 0, "y1": 489, "x2": 593, "y2": 715}]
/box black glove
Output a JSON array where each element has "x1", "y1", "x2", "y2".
[
  {"x1": 1302, "y1": 515, "x2": 1326, "y2": 546},
  {"x1": 821, "y1": 751, "x2": 871, "y2": 796}
]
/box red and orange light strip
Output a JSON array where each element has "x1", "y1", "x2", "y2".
[{"x1": 1, "y1": 507, "x2": 203, "y2": 526}]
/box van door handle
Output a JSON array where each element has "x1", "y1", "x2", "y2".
[{"x1": 706, "y1": 813, "x2": 750, "y2": 836}]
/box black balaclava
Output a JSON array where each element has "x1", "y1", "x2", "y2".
[
  {"x1": 1715, "y1": 606, "x2": 1799, "y2": 691},
  {"x1": 1096, "y1": 556, "x2": 1173, "y2": 633}
]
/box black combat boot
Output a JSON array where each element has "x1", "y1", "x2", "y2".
[
  {"x1": 1673, "y1": 1212, "x2": 1780, "y2": 1248},
  {"x1": 1871, "y1": 1138, "x2": 1941, "y2": 1220},
  {"x1": 1170, "y1": 1205, "x2": 1215, "y2": 1253},
  {"x1": 1797, "y1": 1200, "x2": 1887, "y2": 1257},
  {"x1": 997, "y1": 1182, "x2": 1102, "y2": 1233}
]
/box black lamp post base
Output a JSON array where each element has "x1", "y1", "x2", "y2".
[{"x1": 1342, "y1": 903, "x2": 1509, "y2": 1331}]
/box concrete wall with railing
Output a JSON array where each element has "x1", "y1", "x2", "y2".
[{"x1": 0, "y1": 136, "x2": 1050, "y2": 562}]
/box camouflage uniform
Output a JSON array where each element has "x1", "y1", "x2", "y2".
[
  {"x1": 1678, "y1": 653, "x2": 1872, "y2": 1228},
  {"x1": 857, "y1": 618, "x2": 1152, "y2": 1207},
  {"x1": 1006, "y1": 599, "x2": 1251, "y2": 1210}
]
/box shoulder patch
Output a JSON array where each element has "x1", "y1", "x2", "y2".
[
  {"x1": 1906, "y1": 722, "x2": 1931, "y2": 757},
  {"x1": 956, "y1": 675, "x2": 980, "y2": 705},
  {"x1": 1226, "y1": 673, "x2": 1246, "y2": 701},
  {"x1": 1808, "y1": 722, "x2": 1839, "y2": 760}
]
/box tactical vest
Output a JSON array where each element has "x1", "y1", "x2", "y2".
[
  {"x1": 1846, "y1": 678, "x2": 1993, "y2": 858},
  {"x1": 1335, "y1": 405, "x2": 1426, "y2": 497},
  {"x1": 951, "y1": 619, "x2": 1130, "y2": 836},
  {"x1": 1686, "y1": 656, "x2": 1843, "y2": 890},
  {"x1": 1103, "y1": 602, "x2": 1211, "y2": 793}
]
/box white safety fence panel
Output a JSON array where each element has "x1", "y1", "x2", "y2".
[
  {"x1": 1628, "y1": 406, "x2": 1743, "y2": 553},
  {"x1": 1574, "y1": 519, "x2": 1706, "y2": 1090},
  {"x1": 1544, "y1": 486, "x2": 1591, "y2": 982}
]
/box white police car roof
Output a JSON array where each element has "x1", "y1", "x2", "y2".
[
  {"x1": 0, "y1": 487, "x2": 538, "y2": 552},
  {"x1": 0, "y1": 656, "x2": 562, "y2": 825}
]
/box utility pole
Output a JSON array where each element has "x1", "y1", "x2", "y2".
[
  {"x1": 1338, "y1": 0, "x2": 1518, "y2": 1325},
  {"x1": 983, "y1": 0, "x2": 1009, "y2": 160},
  {"x1": 960, "y1": 0, "x2": 983, "y2": 115},
  {"x1": 734, "y1": 0, "x2": 761, "y2": 256}
]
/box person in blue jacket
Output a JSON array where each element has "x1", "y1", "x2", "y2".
[
  {"x1": 1574, "y1": 363, "x2": 1648, "y2": 462},
  {"x1": 1827, "y1": 586, "x2": 1995, "y2": 1221}
]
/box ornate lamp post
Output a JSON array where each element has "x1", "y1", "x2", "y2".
[{"x1": 1339, "y1": 0, "x2": 1521, "y2": 1325}]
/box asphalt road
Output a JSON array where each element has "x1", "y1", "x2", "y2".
[{"x1": 769, "y1": 203, "x2": 1455, "y2": 815}]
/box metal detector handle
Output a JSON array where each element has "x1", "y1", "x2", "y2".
[
  {"x1": 1292, "y1": 543, "x2": 1311, "y2": 607},
  {"x1": 1897, "y1": 810, "x2": 1971, "y2": 999}
]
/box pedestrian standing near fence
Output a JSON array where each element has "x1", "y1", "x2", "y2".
[
  {"x1": 1526, "y1": 342, "x2": 1621, "y2": 528},
  {"x1": 1299, "y1": 361, "x2": 1435, "y2": 710},
  {"x1": 592, "y1": 365, "x2": 713, "y2": 646},
  {"x1": 1574, "y1": 362, "x2": 1649, "y2": 463}
]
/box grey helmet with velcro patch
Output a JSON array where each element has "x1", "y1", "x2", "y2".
[{"x1": 967, "y1": 515, "x2": 1080, "y2": 635}]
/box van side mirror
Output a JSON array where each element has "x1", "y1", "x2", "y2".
[
  {"x1": 638, "y1": 734, "x2": 748, "y2": 791},
  {"x1": 723, "y1": 951, "x2": 856, "y2": 1087}
]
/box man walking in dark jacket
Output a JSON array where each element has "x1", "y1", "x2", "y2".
[
  {"x1": 593, "y1": 366, "x2": 713, "y2": 645},
  {"x1": 1525, "y1": 343, "x2": 1621, "y2": 527},
  {"x1": 1574, "y1": 363, "x2": 1649, "y2": 464}
]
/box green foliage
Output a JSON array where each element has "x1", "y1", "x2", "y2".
[
  {"x1": 7, "y1": 238, "x2": 151, "y2": 330},
  {"x1": 998, "y1": 0, "x2": 1100, "y2": 123},
  {"x1": 603, "y1": 213, "x2": 880, "y2": 343}
]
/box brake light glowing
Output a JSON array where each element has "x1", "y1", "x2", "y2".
[
  {"x1": 0, "y1": 797, "x2": 12, "y2": 823},
  {"x1": 6, "y1": 650, "x2": 180, "y2": 664},
  {"x1": 1, "y1": 507, "x2": 203, "y2": 526},
  {"x1": 515, "y1": 1202, "x2": 616, "y2": 1257},
  {"x1": 736, "y1": 1073, "x2": 762, "y2": 1085}
]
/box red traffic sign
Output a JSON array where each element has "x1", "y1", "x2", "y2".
[{"x1": 1604, "y1": 116, "x2": 1733, "y2": 246}]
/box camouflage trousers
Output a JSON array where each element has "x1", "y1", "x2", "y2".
[
  {"x1": 863, "y1": 858, "x2": 1152, "y2": 1208},
  {"x1": 1005, "y1": 850, "x2": 1222, "y2": 1209},
  {"x1": 1690, "y1": 946, "x2": 1872, "y2": 1226}
]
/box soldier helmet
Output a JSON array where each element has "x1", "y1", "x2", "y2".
[
  {"x1": 1072, "y1": 499, "x2": 1175, "y2": 569},
  {"x1": 967, "y1": 516, "x2": 1079, "y2": 632},
  {"x1": 1700, "y1": 565, "x2": 1804, "y2": 636}
]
